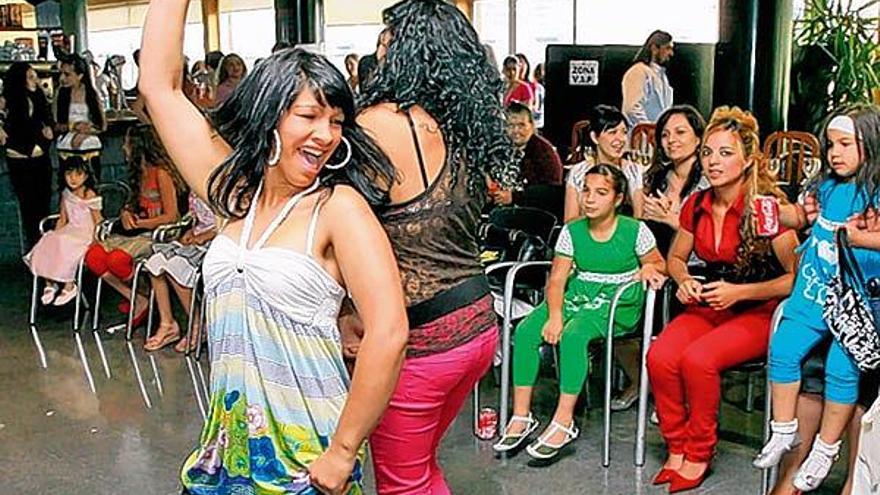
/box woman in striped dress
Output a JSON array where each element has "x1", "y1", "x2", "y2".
[{"x1": 140, "y1": 2, "x2": 408, "y2": 493}]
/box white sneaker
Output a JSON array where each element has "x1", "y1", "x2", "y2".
[
  {"x1": 40, "y1": 284, "x2": 57, "y2": 305},
  {"x1": 793, "y1": 437, "x2": 841, "y2": 492},
  {"x1": 753, "y1": 419, "x2": 800, "y2": 469}
]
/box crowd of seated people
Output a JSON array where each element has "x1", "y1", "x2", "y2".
[
  {"x1": 10, "y1": 45, "x2": 251, "y2": 350},
  {"x1": 492, "y1": 85, "x2": 879, "y2": 494},
  {"x1": 22, "y1": 120, "x2": 216, "y2": 353}
]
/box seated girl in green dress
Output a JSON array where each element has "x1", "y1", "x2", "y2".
[{"x1": 494, "y1": 163, "x2": 667, "y2": 459}]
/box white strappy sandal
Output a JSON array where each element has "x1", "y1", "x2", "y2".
[
  {"x1": 492, "y1": 413, "x2": 540, "y2": 452},
  {"x1": 525, "y1": 420, "x2": 579, "y2": 460}
]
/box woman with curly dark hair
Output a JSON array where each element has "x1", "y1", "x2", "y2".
[
  {"x1": 140, "y1": 0, "x2": 408, "y2": 493},
  {"x1": 355, "y1": 0, "x2": 520, "y2": 492},
  {"x1": 646, "y1": 107, "x2": 799, "y2": 492}
]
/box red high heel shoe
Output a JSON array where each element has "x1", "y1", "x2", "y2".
[
  {"x1": 132, "y1": 307, "x2": 149, "y2": 328},
  {"x1": 667, "y1": 468, "x2": 712, "y2": 493},
  {"x1": 653, "y1": 468, "x2": 676, "y2": 485}
]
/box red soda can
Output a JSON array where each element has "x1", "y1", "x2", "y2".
[
  {"x1": 476, "y1": 407, "x2": 498, "y2": 440},
  {"x1": 754, "y1": 195, "x2": 780, "y2": 237}
]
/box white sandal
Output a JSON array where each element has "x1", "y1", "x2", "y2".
[
  {"x1": 525, "y1": 420, "x2": 579, "y2": 459},
  {"x1": 492, "y1": 413, "x2": 540, "y2": 452},
  {"x1": 40, "y1": 285, "x2": 57, "y2": 305},
  {"x1": 753, "y1": 419, "x2": 801, "y2": 469},
  {"x1": 53, "y1": 284, "x2": 78, "y2": 306},
  {"x1": 793, "y1": 437, "x2": 841, "y2": 492}
]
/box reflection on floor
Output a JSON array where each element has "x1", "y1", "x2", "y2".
[{"x1": 0, "y1": 262, "x2": 849, "y2": 494}]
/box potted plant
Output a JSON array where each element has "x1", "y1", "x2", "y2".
[{"x1": 789, "y1": 0, "x2": 880, "y2": 133}]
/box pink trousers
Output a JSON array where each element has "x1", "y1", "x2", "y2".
[{"x1": 369, "y1": 327, "x2": 498, "y2": 494}]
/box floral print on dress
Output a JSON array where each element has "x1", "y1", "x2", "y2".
[{"x1": 182, "y1": 390, "x2": 365, "y2": 495}]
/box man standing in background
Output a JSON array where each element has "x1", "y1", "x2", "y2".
[{"x1": 622, "y1": 30, "x2": 674, "y2": 126}]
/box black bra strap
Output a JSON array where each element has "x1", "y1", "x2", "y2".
[{"x1": 405, "y1": 110, "x2": 431, "y2": 190}]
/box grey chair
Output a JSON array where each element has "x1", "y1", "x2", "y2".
[{"x1": 485, "y1": 259, "x2": 658, "y2": 467}]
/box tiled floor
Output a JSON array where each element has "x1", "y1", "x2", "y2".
[{"x1": 0, "y1": 262, "x2": 849, "y2": 494}]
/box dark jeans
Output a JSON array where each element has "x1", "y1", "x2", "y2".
[{"x1": 7, "y1": 154, "x2": 52, "y2": 251}]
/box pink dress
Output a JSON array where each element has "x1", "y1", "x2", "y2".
[{"x1": 25, "y1": 189, "x2": 102, "y2": 282}]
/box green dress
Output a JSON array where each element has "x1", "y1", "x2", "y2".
[{"x1": 513, "y1": 216, "x2": 655, "y2": 394}]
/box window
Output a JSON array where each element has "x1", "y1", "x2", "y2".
[
  {"x1": 575, "y1": 0, "x2": 718, "y2": 45},
  {"x1": 515, "y1": 0, "x2": 574, "y2": 69},
  {"x1": 89, "y1": 23, "x2": 205, "y2": 91},
  {"x1": 219, "y1": 8, "x2": 275, "y2": 70},
  {"x1": 472, "y1": 0, "x2": 509, "y2": 69},
  {"x1": 323, "y1": 23, "x2": 384, "y2": 74},
  {"x1": 87, "y1": 1, "x2": 204, "y2": 91},
  {"x1": 322, "y1": 0, "x2": 397, "y2": 73}
]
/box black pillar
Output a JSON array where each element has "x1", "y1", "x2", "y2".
[
  {"x1": 713, "y1": 0, "x2": 793, "y2": 134},
  {"x1": 59, "y1": 0, "x2": 88, "y2": 53},
  {"x1": 275, "y1": 0, "x2": 318, "y2": 46}
]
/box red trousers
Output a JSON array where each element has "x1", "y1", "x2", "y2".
[{"x1": 646, "y1": 301, "x2": 776, "y2": 462}]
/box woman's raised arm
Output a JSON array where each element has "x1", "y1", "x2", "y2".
[{"x1": 139, "y1": 0, "x2": 230, "y2": 201}]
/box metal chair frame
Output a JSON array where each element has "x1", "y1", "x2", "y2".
[
  {"x1": 760, "y1": 300, "x2": 788, "y2": 495},
  {"x1": 183, "y1": 271, "x2": 211, "y2": 419},
  {"x1": 86, "y1": 213, "x2": 193, "y2": 407},
  {"x1": 483, "y1": 259, "x2": 658, "y2": 467},
  {"x1": 27, "y1": 181, "x2": 130, "y2": 393}
]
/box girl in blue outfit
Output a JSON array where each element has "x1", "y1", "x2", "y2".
[{"x1": 755, "y1": 104, "x2": 880, "y2": 492}]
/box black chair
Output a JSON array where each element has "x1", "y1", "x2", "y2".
[
  {"x1": 512, "y1": 184, "x2": 566, "y2": 223},
  {"x1": 472, "y1": 207, "x2": 559, "y2": 437},
  {"x1": 482, "y1": 206, "x2": 558, "y2": 300}
]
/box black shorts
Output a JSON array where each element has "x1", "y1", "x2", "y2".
[{"x1": 800, "y1": 337, "x2": 880, "y2": 409}]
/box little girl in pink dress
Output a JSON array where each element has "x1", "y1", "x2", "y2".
[{"x1": 24, "y1": 157, "x2": 102, "y2": 305}]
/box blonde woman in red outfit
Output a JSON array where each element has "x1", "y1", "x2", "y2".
[{"x1": 646, "y1": 107, "x2": 798, "y2": 493}]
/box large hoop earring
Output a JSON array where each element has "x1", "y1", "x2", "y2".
[
  {"x1": 324, "y1": 136, "x2": 352, "y2": 170},
  {"x1": 267, "y1": 129, "x2": 282, "y2": 167}
]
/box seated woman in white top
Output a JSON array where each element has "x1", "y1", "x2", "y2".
[
  {"x1": 54, "y1": 54, "x2": 106, "y2": 177},
  {"x1": 565, "y1": 104, "x2": 643, "y2": 222}
]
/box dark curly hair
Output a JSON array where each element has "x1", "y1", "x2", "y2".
[
  {"x1": 702, "y1": 106, "x2": 786, "y2": 280},
  {"x1": 358, "y1": 0, "x2": 520, "y2": 192},
  {"x1": 208, "y1": 48, "x2": 396, "y2": 218}
]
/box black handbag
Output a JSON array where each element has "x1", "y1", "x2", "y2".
[{"x1": 822, "y1": 229, "x2": 880, "y2": 371}]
